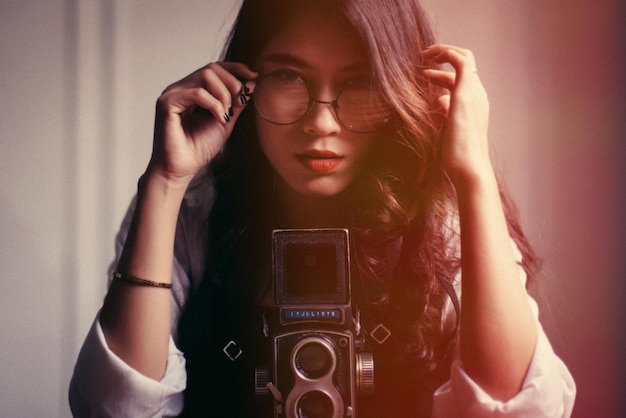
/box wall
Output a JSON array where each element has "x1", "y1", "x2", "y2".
[
  {"x1": 0, "y1": 0, "x2": 623, "y2": 416},
  {"x1": 0, "y1": 1, "x2": 239, "y2": 415},
  {"x1": 1, "y1": 2, "x2": 69, "y2": 415},
  {"x1": 421, "y1": 1, "x2": 626, "y2": 416}
]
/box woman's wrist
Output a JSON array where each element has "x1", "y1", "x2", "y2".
[
  {"x1": 142, "y1": 161, "x2": 197, "y2": 188},
  {"x1": 115, "y1": 168, "x2": 192, "y2": 279},
  {"x1": 137, "y1": 166, "x2": 195, "y2": 204},
  {"x1": 449, "y1": 161, "x2": 498, "y2": 202}
]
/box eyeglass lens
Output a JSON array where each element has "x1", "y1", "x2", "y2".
[{"x1": 252, "y1": 72, "x2": 391, "y2": 133}]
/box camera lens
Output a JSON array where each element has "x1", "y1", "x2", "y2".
[
  {"x1": 296, "y1": 390, "x2": 334, "y2": 418},
  {"x1": 295, "y1": 341, "x2": 333, "y2": 379}
]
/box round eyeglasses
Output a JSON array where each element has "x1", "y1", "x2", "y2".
[{"x1": 249, "y1": 71, "x2": 392, "y2": 134}]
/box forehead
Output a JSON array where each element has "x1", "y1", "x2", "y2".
[{"x1": 255, "y1": 6, "x2": 369, "y2": 75}]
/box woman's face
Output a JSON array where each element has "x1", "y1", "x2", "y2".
[{"x1": 253, "y1": 7, "x2": 378, "y2": 198}]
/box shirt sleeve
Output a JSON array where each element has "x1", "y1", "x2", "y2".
[
  {"x1": 68, "y1": 312, "x2": 186, "y2": 418},
  {"x1": 431, "y1": 240, "x2": 577, "y2": 417}
]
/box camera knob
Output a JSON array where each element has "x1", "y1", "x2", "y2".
[
  {"x1": 255, "y1": 368, "x2": 270, "y2": 397},
  {"x1": 356, "y1": 352, "x2": 375, "y2": 396}
]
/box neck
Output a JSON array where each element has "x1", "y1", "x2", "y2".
[{"x1": 274, "y1": 181, "x2": 351, "y2": 229}]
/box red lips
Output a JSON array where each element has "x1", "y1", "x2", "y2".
[{"x1": 296, "y1": 150, "x2": 343, "y2": 174}]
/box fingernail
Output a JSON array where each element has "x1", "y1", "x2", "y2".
[
  {"x1": 223, "y1": 113, "x2": 230, "y2": 123},
  {"x1": 228, "y1": 105, "x2": 234, "y2": 117},
  {"x1": 240, "y1": 94, "x2": 248, "y2": 105}
]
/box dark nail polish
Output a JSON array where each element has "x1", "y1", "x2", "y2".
[
  {"x1": 223, "y1": 113, "x2": 230, "y2": 123},
  {"x1": 240, "y1": 94, "x2": 248, "y2": 105},
  {"x1": 228, "y1": 105, "x2": 234, "y2": 117}
]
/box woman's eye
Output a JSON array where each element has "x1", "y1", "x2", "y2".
[
  {"x1": 273, "y1": 70, "x2": 304, "y2": 83},
  {"x1": 346, "y1": 76, "x2": 373, "y2": 88}
]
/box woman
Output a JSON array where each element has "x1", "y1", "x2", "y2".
[{"x1": 69, "y1": 0, "x2": 576, "y2": 416}]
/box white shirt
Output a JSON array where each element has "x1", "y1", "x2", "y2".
[{"x1": 69, "y1": 174, "x2": 576, "y2": 417}]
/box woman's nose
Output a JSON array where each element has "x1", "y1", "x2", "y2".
[{"x1": 301, "y1": 99, "x2": 342, "y2": 136}]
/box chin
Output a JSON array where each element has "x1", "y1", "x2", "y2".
[{"x1": 288, "y1": 177, "x2": 352, "y2": 198}]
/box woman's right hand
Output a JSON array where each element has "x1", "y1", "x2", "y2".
[
  {"x1": 100, "y1": 64, "x2": 257, "y2": 380},
  {"x1": 148, "y1": 62, "x2": 258, "y2": 184}
]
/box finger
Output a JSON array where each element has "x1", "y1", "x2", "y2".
[
  {"x1": 196, "y1": 66, "x2": 237, "y2": 123},
  {"x1": 240, "y1": 79, "x2": 256, "y2": 105},
  {"x1": 422, "y1": 43, "x2": 473, "y2": 61},
  {"x1": 166, "y1": 62, "x2": 257, "y2": 89},
  {"x1": 184, "y1": 66, "x2": 251, "y2": 124},
  {"x1": 158, "y1": 62, "x2": 259, "y2": 131},
  {"x1": 218, "y1": 61, "x2": 259, "y2": 84},
  {"x1": 423, "y1": 43, "x2": 470, "y2": 55},
  {"x1": 158, "y1": 87, "x2": 227, "y2": 125},
  {"x1": 422, "y1": 44, "x2": 478, "y2": 80},
  {"x1": 201, "y1": 63, "x2": 259, "y2": 122},
  {"x1": 422, "y1": 68, "x2": 456, "y2": 90},
  {"x1": 164, "y1": 62, "x2": 258, "y2": 104},
  {"x1": 216, "y1": 63, "x2": 258, "y2": 108}
]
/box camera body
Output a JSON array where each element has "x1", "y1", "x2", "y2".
[{"x1": 256, "y1": 229, "x2": 373, "y2": 418}]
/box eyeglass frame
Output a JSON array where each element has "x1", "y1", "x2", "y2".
[{"x1": 244, "y1": 71, "x2": 391, "y2": 134}]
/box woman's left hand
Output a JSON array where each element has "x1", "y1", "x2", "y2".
[
  {"x1": 421, "y1": 44, "x2": 492, "y2": 188},
  {"x1": 423, "y1": 46, "x2": 539, "y2": 401}
]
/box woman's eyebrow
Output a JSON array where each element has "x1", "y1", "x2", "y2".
[
  {"x1": 260, "y1": 52, "x2": 370, "y2": 74},
  {"x1": 261, "y1": 52, "x2": 312, "y2": 69}
]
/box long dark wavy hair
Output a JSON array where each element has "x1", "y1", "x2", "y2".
[{"x1": 178, "y1": 0, "x2": 539, "y2": 416}]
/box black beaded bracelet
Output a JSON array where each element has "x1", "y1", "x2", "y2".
[{"x1": 113, "y1": 271, "x2": 173, "y2": 289}]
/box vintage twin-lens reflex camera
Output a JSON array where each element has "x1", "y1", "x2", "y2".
[{"x1": 255, "y1": 229, "x2": 374, "y2": 418}]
